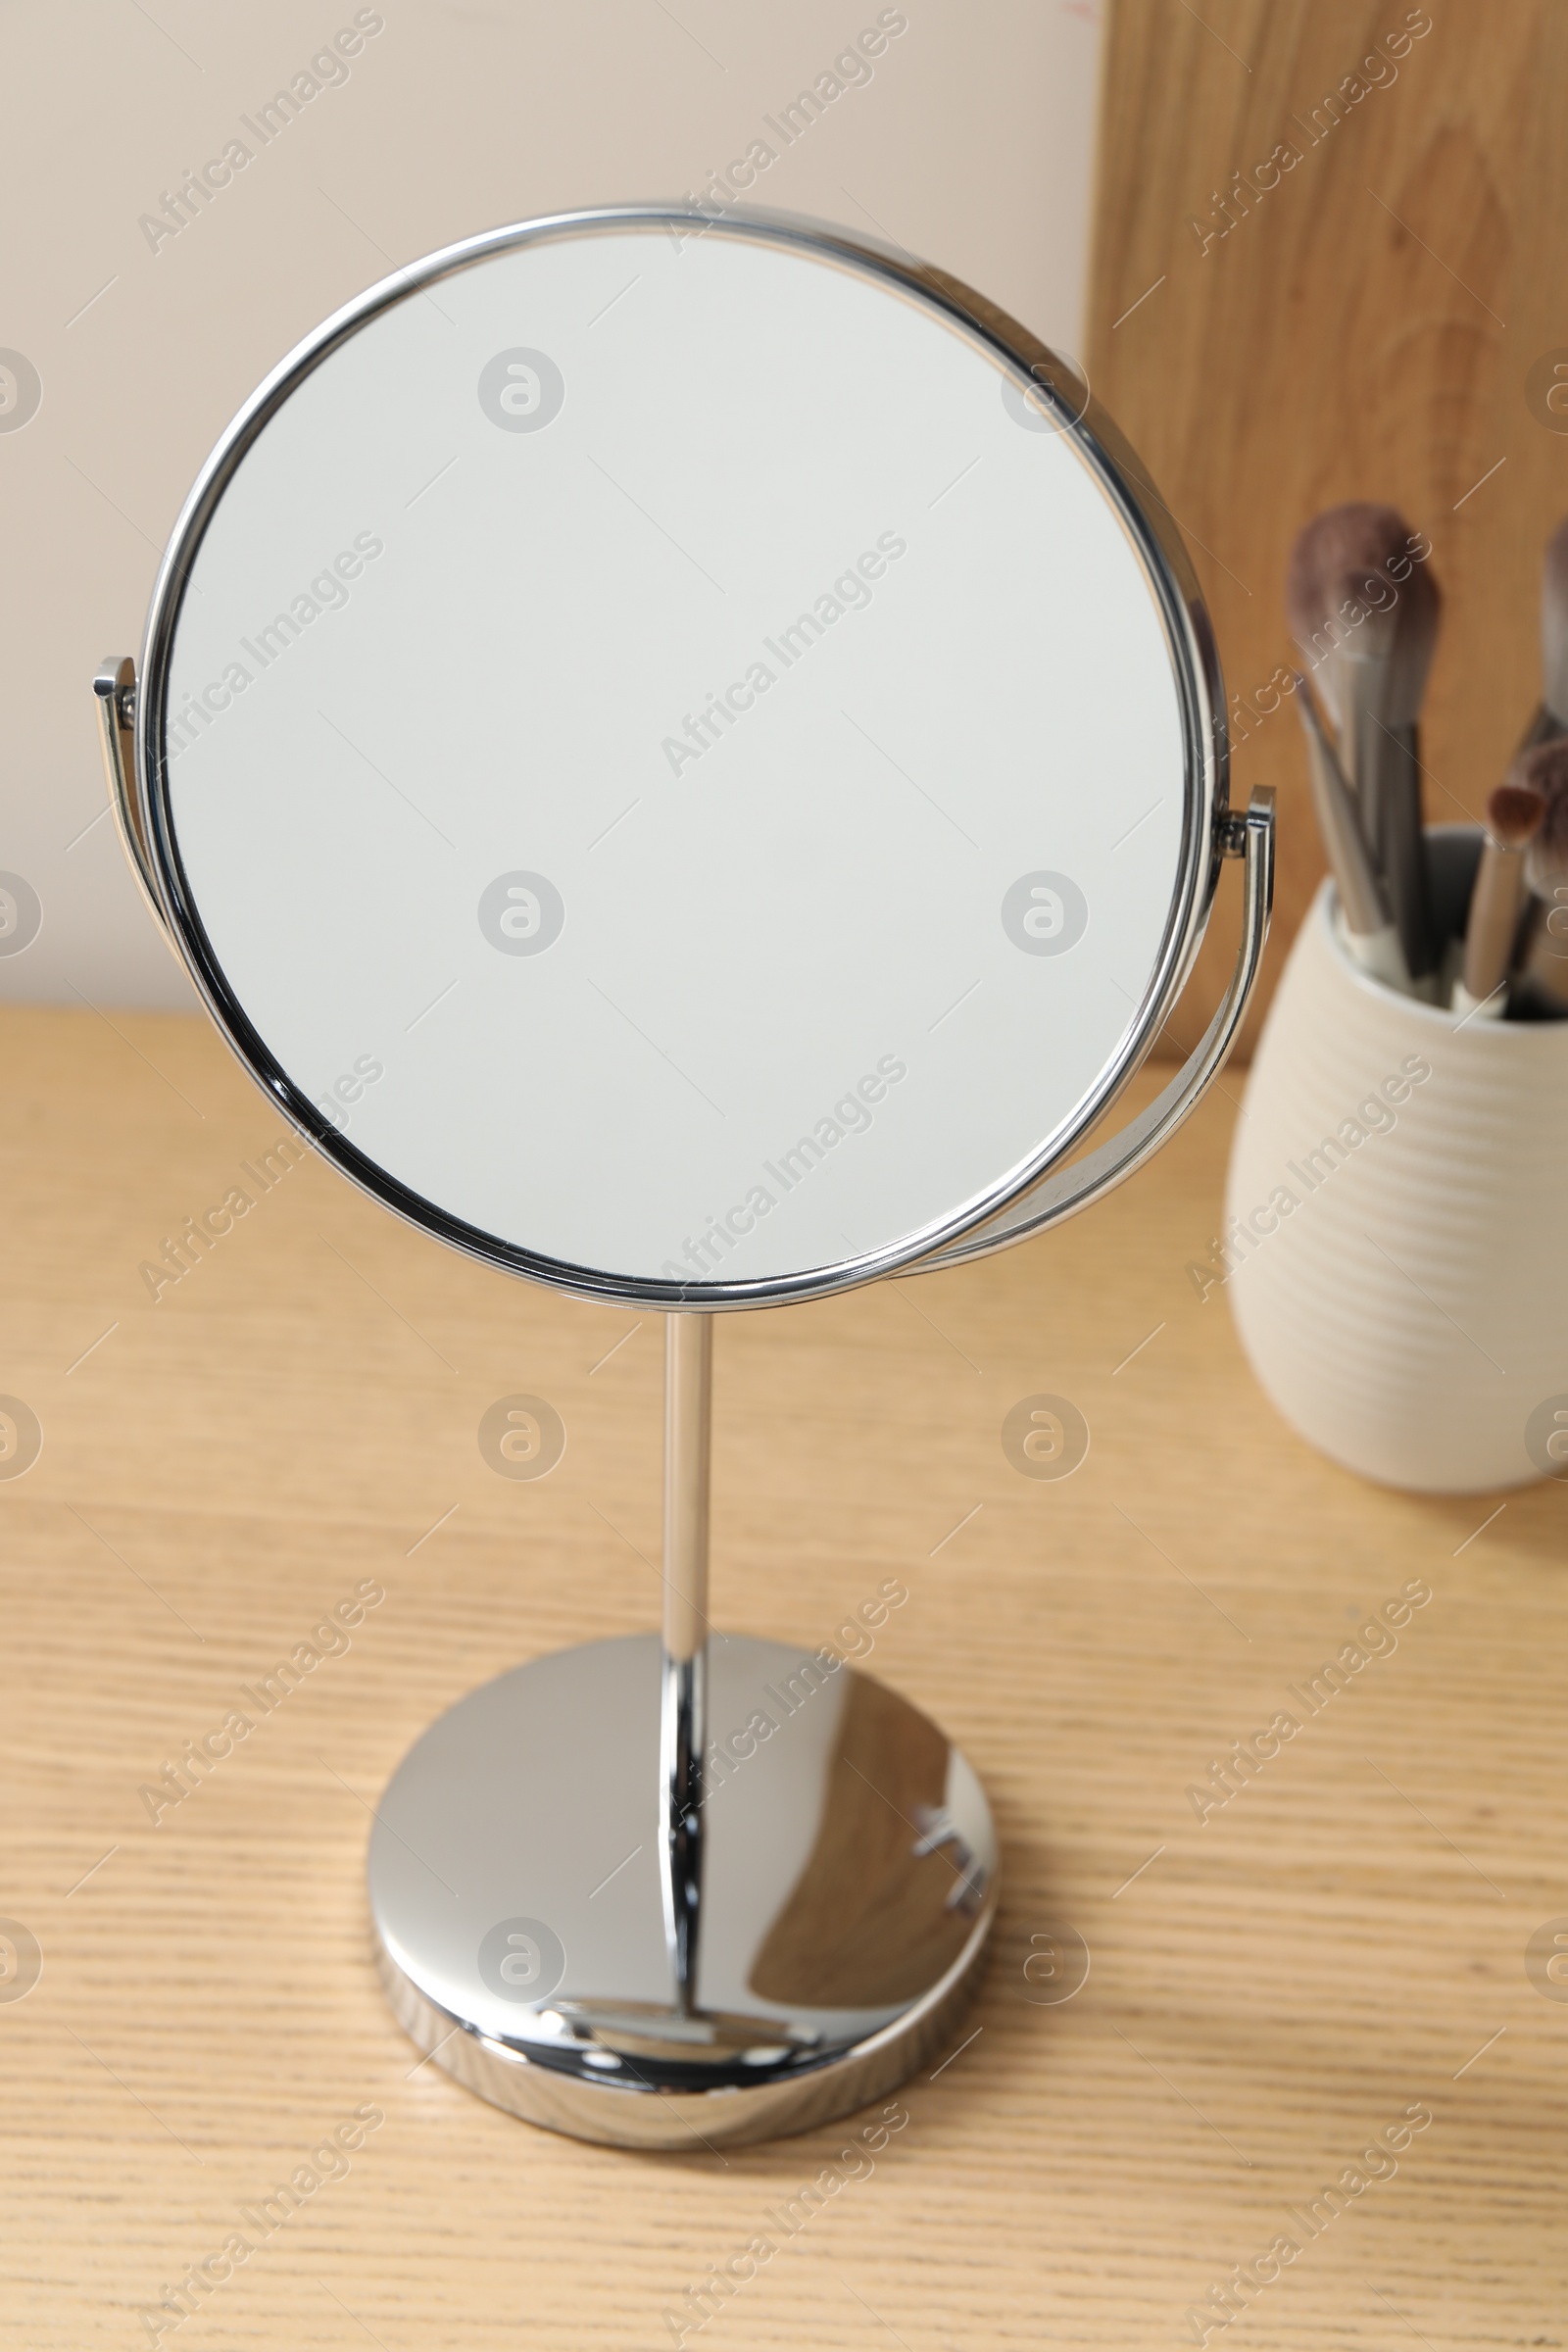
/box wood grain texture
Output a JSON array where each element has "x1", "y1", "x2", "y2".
[
  {"x1": 1, "y1": 1001, "x2": 1565, "y2": 2348},
  {"x1": 1088, "y1": 0, "x2": 1568, "y2": 1054}
]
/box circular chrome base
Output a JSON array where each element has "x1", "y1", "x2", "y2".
[{"x1": 369, "y1": 1633, "x2": 998, "y2": 2149}]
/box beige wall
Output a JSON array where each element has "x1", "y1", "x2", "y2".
[{"x1": 1, "y1": 0, "x2": 1102, "y2": 1006}]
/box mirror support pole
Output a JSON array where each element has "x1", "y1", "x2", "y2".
[{"x1": 661, "y1": 1311, "x2": 711, "y2": 2012}]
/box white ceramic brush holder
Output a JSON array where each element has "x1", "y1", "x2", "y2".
[{"x1": 1224, "y1": 828, "x2": 1568, "y2": 1494}]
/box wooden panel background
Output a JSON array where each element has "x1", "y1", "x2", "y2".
[{"x1": 1088, "y1": 0, "x2": 1568, "y2": 1052}]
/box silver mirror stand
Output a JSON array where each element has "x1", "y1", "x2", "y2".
[
  {"x1": 661, "y1": 1312, "x2": 711, "y2": 2018},
  {"x1": 367, "y1": 1302, "x2": 1000, "y2": 2149}
]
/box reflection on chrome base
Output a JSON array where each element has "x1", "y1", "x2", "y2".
[{"x1": 368, "y1": 1633, "x2": 998, "y2": 2149}]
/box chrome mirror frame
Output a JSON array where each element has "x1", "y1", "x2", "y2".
[{"x1": 97, "y1": 204, "x2": 1271, "y2": 1314}]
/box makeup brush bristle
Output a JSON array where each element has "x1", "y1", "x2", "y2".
[
  {"x1": 1286, "y1": 502, "x2": 1439, "y2": 724},
  {"x1": 1515, "y1": 734, "x2": 1568, "y2": 796},
  {"x1": 1542, "y1": 517, "x2": 1568, "y2": 725},
  {"x1": 1519, "y1": 737, "x2": 1568, "y2": 894},
  {"x1": 1487, "y1": 781, "x2": 1545, "y2": 849},
  {"x1": 1527, "y1": 789, "x2": 1568, "y2": 896}
]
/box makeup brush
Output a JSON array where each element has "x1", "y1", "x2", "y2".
[
  {"x1": 1295, "y1": 674, "x2": 1408, "y2": 990},
  {"x1": 1543, "y1": 518, "x2": 1568, "y2": 729},
  {"x1": 1452, "y1": 774, "x2": 1546, "y2": 1018},
  {"x1": 1507, "y1": 519, "x2": 1568, "y2": 759},
  {"x1": 1286, "y1": 504, "x2": 1440, "y2": 981},
  {"x1": 1512, "y1": 742, "x2": 1568, "y2": 1015}
]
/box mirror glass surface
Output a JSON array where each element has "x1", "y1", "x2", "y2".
[{"x1": 153, "y1": 215, "x2": 1201, "y2": 1298}]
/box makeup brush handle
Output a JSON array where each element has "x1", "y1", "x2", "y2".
[
  {"x1": 1296, "y1": 683, "x2": 1406, "y2": 985},
  {"x1": 1460, "y1": 840, "x2": 1527, "y2": 1007},
  {"x1": 1513, "y1": 899, "x2": 1568, "y2": 1014},
  {"x1": 1368, "y1": 725, "x2": 1437, "y2": 980},
  {"x1": 1340, "y1": 916, "x2": 1409, "y2": 991},
  {"x1": 1449, "y1": 978, "x2": 1505, "y2": 1021}
]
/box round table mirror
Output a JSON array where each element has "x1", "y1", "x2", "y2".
[{"x1": 95, "y1": 205, "x2": 1272, "y2": 2147}]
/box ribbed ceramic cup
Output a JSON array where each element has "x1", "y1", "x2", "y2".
[{"x1": 1223, "y1": 829, "x2": 1568, "y2": 1494}]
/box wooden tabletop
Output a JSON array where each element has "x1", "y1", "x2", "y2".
[{"x1": 3, "y1": 1000, "x2": 1564, "y2": 2349}]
